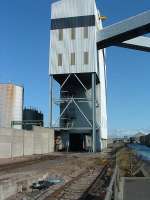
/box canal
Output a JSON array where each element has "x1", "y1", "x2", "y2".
[{"x1": 128, "y1": 144, "x2": 150, "y2": 161}]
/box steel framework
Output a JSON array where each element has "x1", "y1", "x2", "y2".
[
  {"x1": 49, "y1": 73, "x2": 98, "y2": 152},
  {"x1": 117, "y1": 36, "x2": 150, "y2": 52}
]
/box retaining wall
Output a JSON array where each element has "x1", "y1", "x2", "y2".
[{"x1": 0, "y1": 126, "x2": 54, "y2": 158}]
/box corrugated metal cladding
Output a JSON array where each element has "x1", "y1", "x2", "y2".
[
  {"x1": 0, "y1": 84, "x2": 23, "y2": 129},
  {"x1": 50, "y1": 26, "x2": 97, "y2": 75},
  {"x1": 51, "y1": 0, "x2": 96, "y2": 19},
  {"x1": 49, "y1": 0, "x2": 99, "y2": 75}
]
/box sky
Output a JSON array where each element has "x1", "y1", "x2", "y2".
[{"x1": 0, "y1": 0, "x2": 150, "y2": 132}]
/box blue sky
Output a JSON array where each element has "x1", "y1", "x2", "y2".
[{"x1": 0, "y1": 0, "x2": 150, "y2": 131}]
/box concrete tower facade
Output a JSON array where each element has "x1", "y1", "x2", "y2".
[{"x1": 49, "y1": 0, "x2": 107, "y2": 152}]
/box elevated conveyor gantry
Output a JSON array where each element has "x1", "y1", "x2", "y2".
[{"x1": 97, "y1": 10, "x2": 150, "y2": 52}]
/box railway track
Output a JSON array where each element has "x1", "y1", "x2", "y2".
[
  {"x1": 22, "y1": 151, "x2": 115, "y2": 200},
  {"x1": 34, "y1": 164, "x2": 111, "y2": 200},
  {"x1": 22, "y1": 165, "x2": 107, "y2": 200},
  {"x1": 83, "y1": 165, "x2": 111, "y2": 200}
]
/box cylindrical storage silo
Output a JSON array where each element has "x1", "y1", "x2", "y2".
[
  {"x1": 23, "y1": 108, "x2": 44, "y2": 130},
  {"x1": 0, "y1": 83, "x2": 24, "y2": 129}
]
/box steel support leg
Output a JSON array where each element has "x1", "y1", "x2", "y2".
[
  {"x1": 92, "y1": 73, "x2": 96, "y2": 153},
  {"x1": 49, "y1": 75, "x2": 53, "y2": 128}
]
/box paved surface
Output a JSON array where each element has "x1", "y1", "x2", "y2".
[{"x1": 123, "y1": 178, "x2": 150, "y2": 200}]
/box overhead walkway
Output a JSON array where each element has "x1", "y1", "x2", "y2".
[{"x1": 97, "y1": 10, "x2": 150, "y2": 52}]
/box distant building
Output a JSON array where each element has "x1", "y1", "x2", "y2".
[
  {"x1": 140, "y1": 133, "x2": 150, "y2": 147},
  {"x1": 23, "y1": 108, "x2": 44, "y2": 130},
  {"x1": 130, "y1": 132, "x2": 145, "y2": 143},
  {"x1": 0, "y1": 83, "x2": 23, "y2": 129}
]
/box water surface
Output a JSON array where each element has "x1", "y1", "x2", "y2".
[{"x1": 128, "y1": 144, "x2": 150, "y2": 161}]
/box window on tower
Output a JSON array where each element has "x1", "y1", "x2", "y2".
[
  {"x1": 58, "y1": 54, "x2": 62, "y2": 66},
  {"x1": 71, "y1": 53, "x2": 75, "y2": 65},
  {"x1": 71, "y1": 28, "x2": 75, "y2": 40},
  {"x1": 58, "y1": 29, "x2": 63, "y2": 41},
  {"x1": 84, "y1": 52, "x2": 89, "y2": 65},
  {"x1": 84, "y1": 27, "x2": 88, "y2": 39}
]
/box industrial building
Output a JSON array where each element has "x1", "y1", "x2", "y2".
[
  {"x1": 140, "y1": 133, "x2": 150, "y2": 147},
  {"x1": 23, "y1": 107, "x2": 44, "y2": 130},
  {"x1": 49, "y1": 0, "x2": 108, "y2": 152},
  {"x1": 0, "y1": 83, "x2": 23, "y2": 129}
]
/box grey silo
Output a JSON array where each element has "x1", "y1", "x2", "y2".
[{"x1": 49, "y1": 0, "x2": 108, "y2": 152}]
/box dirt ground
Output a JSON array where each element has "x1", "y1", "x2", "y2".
[{"x1": 0, "y1": 153, "x2": 105, "y2": 200}]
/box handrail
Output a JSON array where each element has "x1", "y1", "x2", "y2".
[{"x1": 104, "y1": 166, "x2": 118, "y2": 200}]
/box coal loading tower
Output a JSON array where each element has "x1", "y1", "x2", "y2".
[{"x1": 49, "y1": 0, "x2": 108, "y2": 152}]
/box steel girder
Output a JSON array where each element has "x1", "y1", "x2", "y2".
[
  {"x1": 97, "y1": 10, "x2": 150, "y2": 50},
  {"x1": 116, "y1": 36, "x2": 150, "y2": 52}
]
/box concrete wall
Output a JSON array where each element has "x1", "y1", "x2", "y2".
[{"x1": 0, "y1": 126, "x2": 54, "y2": 158}]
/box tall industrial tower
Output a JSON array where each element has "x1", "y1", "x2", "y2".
[{"x1": 49, "y1": 0, "x2": 108, "y2": 152}]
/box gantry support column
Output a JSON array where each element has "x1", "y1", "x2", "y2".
[
  {"x1": 49, "y1": 75, "x2": 53, "y2": 128},
  {"x1": 92, "y1": 73, "x2": 96, "y2": 153}
]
